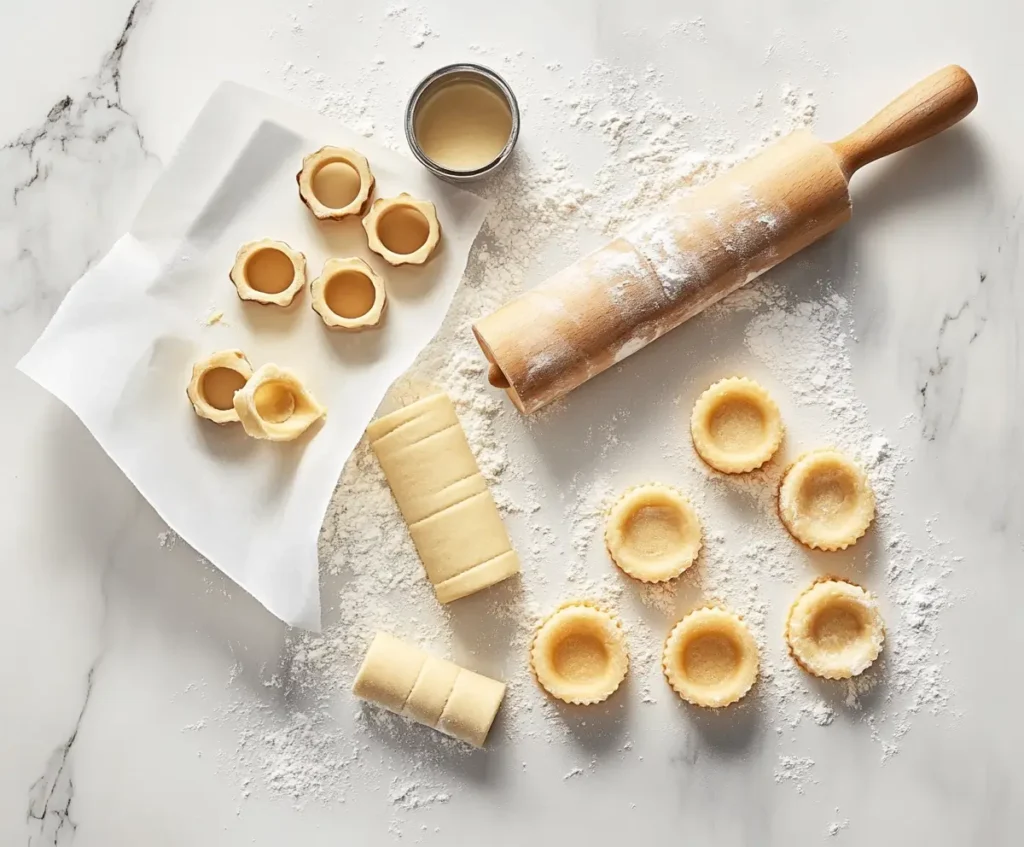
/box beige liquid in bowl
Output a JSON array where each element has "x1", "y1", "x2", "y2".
[{"x1": 414, "y1": 79, "x2": 513, "y2": 171}]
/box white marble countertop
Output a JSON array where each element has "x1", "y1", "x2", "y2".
[{"x1": 2, "y1": 1, "x2": 1022, "y2": 844}]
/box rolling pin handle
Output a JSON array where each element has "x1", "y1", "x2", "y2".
[
  {"x1": 488, "y1": 362, "x2": 510, "y2": 389},
  {"x1": 830, "y1": 64, "x2": 978, "y2": 179}
]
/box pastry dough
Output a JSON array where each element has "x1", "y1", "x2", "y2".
[
  {"x1": 662, "y1": 607, "x2": 759, "y2": 708},
  {"x1": 297, "y1": 146, "x2": 375, "y2": 220},
  {"x1": 778, "y1": 448, "x2": 875, "y2": 550},
  {"x1": 186, "y1": 349, "x2": 252, "y2": 424},
  {"x1": 530, "y1": 601, "x2": 628, "y2": 705},
  {"x1": 232, "y1": 364, "x2": 325, "y2": 442},
  {"x1": 229, "y1": 239, "x2": 306, "y2": 307},
  {"x1": 690, "y1": 377, "x2": 783, "y2": 473},
  {"x1": 352, "y1": 632, "x2": 505, "y2": 747},
  {"x1": 366, "y1": 394, "x2": 519, "y2": 602},
  {"x1": 310, "y1": 257, "x2": 387, "y2": 330},
  {"x1": 604, "y1": 484, "x2": 701, "y2": 582},
  {"x1": 362, "y1": 194, "x2": 441, "y2": 266},
  {"x1": 785, "y1": 578, "x2": 884, "y2": 679}
]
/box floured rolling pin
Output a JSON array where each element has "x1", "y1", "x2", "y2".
[{"x1": 473, "y1": 65, "x2": 978, "y2": 414}]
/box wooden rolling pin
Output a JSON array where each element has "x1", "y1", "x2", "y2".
[{"x1": 473, "y1": 65, "x2": 978, "y2": 414}]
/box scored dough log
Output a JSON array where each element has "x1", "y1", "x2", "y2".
[
  {"x1": 473, "y1": 131, "x2": 851, "y2": 414},
  {"x1": 366, "y1": 393, "x2": 520, "y2": 603},
  {"x1": 352, "y1": 632, "x2": 506, "y2": 747}
]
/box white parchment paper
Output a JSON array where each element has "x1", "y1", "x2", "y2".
[{"x1": 17, "y1": 82, "x2": 490, "y2": 630}]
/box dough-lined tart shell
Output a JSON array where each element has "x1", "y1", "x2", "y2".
[
  {"x1": 186, "y1": 349, "x2": 252, "y2": 424},
  {"x1": 785, "y1": 577, "x2": 885, "y2": 679},
  {"x1": 229, "y1": 239, "x2": 307, "y2": 307},
  {"x1": 362, "y1": 194, "x2": 441, "y2": 266},
  {"x1": 662, "y1": 606, "x2": 759, "y2": 708},
  {"x1": 690, "y1": 377, "x2": 783, "y2": 473},
  {"x1": 530, "y1": 601, "x2": 628, "y2": 705},
  {"x1": 778, "y1": 448, "x2": 875, "y2": 550},
  {"x1": 232, "y1": 364, "x2": 326, "y2": 442},
  {"x1": 310, "y1": 257, "x2": 387, "y2": 330},
  {"x1": 297, "y1": 146, "x2": 375, "y2": 220},
  {"x1": 605, "y1": 483, "x2": 701, "y2": 582}
]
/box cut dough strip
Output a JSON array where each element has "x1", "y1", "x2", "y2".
[
  {"x1": 605, "y1": 483, "x2": 701, "y2": 582},
  {"x1": 778, "y1": 448, "x2": 875, "y2": 550},
  {"x1": 366, "y1": 393, "x2": 520, "y2": 603},
  {"x1": 690, "y1": 377, "x2": 783, "y2": 473},
  {"x1": 785, "y1": 577, "x2": 885, "y2": 679},
  {"x1": 662, "y1": 606, "x2": 759, "y2": 708},
  {"x1": 352, "y1": 632, "x2": 506, "y2": 747},
  {"x1": 530, "y1": 601, "x2": 628, "y2": 705}
]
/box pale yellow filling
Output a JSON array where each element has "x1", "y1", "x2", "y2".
[{"x1": 415, "y1": 79, "x2": 513, "y2": 171}]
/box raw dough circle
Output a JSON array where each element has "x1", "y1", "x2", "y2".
[
  {"x1": 229, "y1": 239, "x2": 306, "y2": 307},
  {"x1": 362, "y1": 194, "x2": 441, "y2": 266},
  {"x1": 778, "y1": 449, "x2": 875, "y2": 550},
  {"x1": 604, "y1": 484, "x2": 702, "y2": 582},
  {"x1": 785, "y1": 578, "x2": 885, "y2": 679},
  {"x1": 530, "y1": 602, "x2": 628, "y2": 705},
  {"x1": 662, "y1": 607, "x2": 759, "y2": 708},
  {"x1": 690, "y1": 377, "x2": 783, "y2": 473},
  {"x1": 297, "y1": 146, "x2": 375, "y2": 220},
  {"x1": 311, "y1": 257, "x2": 387, "y2": 331},
  {"x1": 186, "y1": 349, "x2": 253, "y2": 425}
]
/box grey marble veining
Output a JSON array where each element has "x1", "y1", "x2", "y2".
[{"x1": 2, "y1": 1, "x2": 1023, "y2": 844}]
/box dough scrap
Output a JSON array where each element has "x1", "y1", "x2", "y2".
[
  {"x1": 352, "y1": 632, "x2": 505, "y2": 748},
  {"x1": 604, "y1": 483, "x2": 701, "y2": 582},
  {"x1": 366, "y1": 393, "x2": 519, "y2": 603},
  {"x1": 785, "y1": 578, "x2": 885, "y2": 679},
  {"x1": 297, "y1": 146, "x2": 375, "y2": 220},
  {"x1": 778, "y1": 448, "x2": 875, "y2": 550},
  {"x1": 310, "y1": 257, "x2": 387, "y2": 330},
  {"x1": 229, "y1": 239, "x2": 306, "y2": 307},
  {"x1": 690, "y1": 377, "x2": 783, "y2": 473},
  {"x1": 662, "y1": 606, "x2": 759, "y2": 708},
  {"x1": 530, "y1": 601, "x2": 628, "y2": 705},
  {"x1": 362, "y1": 194, "x2": 441, "y2": 266},
  {"x1": 232, "y1": 364, "x2": 325, "y2": 442},
  {"x1": 186, "y1": 349, "x2": 252, "y2": 424}
]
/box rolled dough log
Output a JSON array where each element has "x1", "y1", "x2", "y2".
[
  {"x1": 352, "y1": 632, "x2": 506, "y2": 747},
  {"x1": 366, "y1": 393, "x2": 520, "y2": 603}
]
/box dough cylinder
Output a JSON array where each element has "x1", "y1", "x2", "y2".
[
  {"x1": 352, "y1": 632, "x2": 506, "y2": 747},
  {"x1": 366, "y1": 393, "x2": 520, "y2": 603},
  {"x1": 472, "y1": 130, "x2": 851, "y2": 414}
]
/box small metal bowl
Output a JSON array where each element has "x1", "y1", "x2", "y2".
[{"x1": 405, "y1": 63, "x2": 520, "y2": 182}]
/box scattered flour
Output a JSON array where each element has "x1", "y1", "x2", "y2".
[{"x1": 181, "y1": 6, "x2": 962, "y2": 833}]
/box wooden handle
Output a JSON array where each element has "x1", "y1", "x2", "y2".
[{"x1": 830, "y1": 65, "x2": 978, "y2": 178}]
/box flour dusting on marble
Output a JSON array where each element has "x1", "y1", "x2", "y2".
[{"x1": 183, "y1": 6, "x2": 961, "y2": 836}]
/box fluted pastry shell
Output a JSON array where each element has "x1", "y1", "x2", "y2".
[
  {"x1": 690, "y1": 377, "x2": 784, "y2": 473},
  {"x1": 232, "y1": 364, "x2": 325, "y2": 442},
  {"x1": 297, "y1": 146, "x2": 375, "y2": 220},
  {"x1": 530, "y1": 601, "x2": 628, "y2": 705},
  {"x1": 605, "y1": 483, "x2": 701, "y2": 583},
  {"x1": 310, "y1": 257, "x2": 387, "y2": 330},
  {"x1": 362, "y1": 193, "x2": 441, "y2": 266},
  {"x1": 229, "y1": 238, "x2": 306, "y2": 307},
  {"x1": 186, "y1": 349, "x2": 253, "y2": 424},
  {"x1": 662, "y1": 606, "x2": 759, "y2": 708},
  {"x1": 778, "y1": 448, "x2": 875, "y2": 550},
  {"x1": 785, "y1": 577, "x2": 885, "y2": 679}
]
